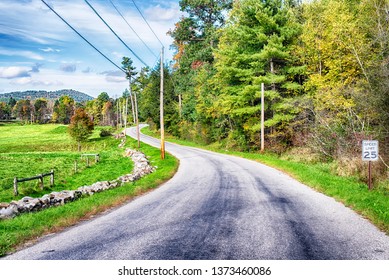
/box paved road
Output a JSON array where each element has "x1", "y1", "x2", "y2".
[{"x1": 3, "y1": 126, "x2": 389, "y2": 259}]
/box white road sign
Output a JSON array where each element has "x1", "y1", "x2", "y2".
[{"x1": 362, "y1": 140, "x2": 379, "y2": 161}]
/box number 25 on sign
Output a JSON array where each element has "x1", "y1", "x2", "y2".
[
  {"x1": 362, "y1": 140, "x2": 379, "y2": 161},
  {"x1": 362, "y1": 140, "x2": 379, "y2": 190}
]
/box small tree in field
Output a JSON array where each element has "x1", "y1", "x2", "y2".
[{"x1": 68, "y1": 108, "x2": 94, "y2": 151}]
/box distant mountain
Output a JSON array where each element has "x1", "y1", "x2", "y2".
[{"x1": 0, "y1": 89, "x2": 94, "y2": 103}]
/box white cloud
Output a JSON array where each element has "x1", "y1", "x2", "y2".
[
  {"x1": 10, "y1": 77, "x2": 33, "y2": 85},
  {"x1": 82, "y1": 67, "x2": 92, "y2": 73},
  {"x1": 145, "y1": 2, "x2": 182, "y2": 22},
  {"x1": 9, "y1": 76, "x2": 63, "y2": 87},
  {"x1": 0, "y1": 49, "x2": 44, "y2": 61},
  {"x1": 60, "y1": 63, "x2": 77, "y2": 73},
  {"x1": 0, "y1": 0, "x2": 71, "y2": 44},
  {"x1": 31, "y1": 63, "x2": 44, "y2": 73},
  {"x1": 0, "y1": 67, "x2": 129, "y2": 97},
  {"x1": 101, "y1": 70, "x2": 126, "y2": 83},
  {"x1": 40, "y1": 47, "x2": 61, "y2": 53},
  {"x1": 105, "y1": 75, "x2": 127, "y2": 83},
  {"x1": 0, "y1": 66, "x2": 31, "y2": 79},
  {"x1": 112, "y1": 52, "x2": 125, "y2": 59}
]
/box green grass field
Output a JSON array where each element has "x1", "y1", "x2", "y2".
[
  {"x1": 0, "y1": 123, "x2": 179, "y2": 256},
  {"x1": 0, "y1": 124, "x2": 132, "y2": 201}
]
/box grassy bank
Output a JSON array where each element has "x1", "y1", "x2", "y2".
[
  {"x1": 0, "y1": 124, "x2": 179, "y2": 256},
  {"x1": 142, "y1": 127, "x2": 389, "y2": 235}
]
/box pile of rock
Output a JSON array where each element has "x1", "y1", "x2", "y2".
[
  {"x1": 118, "y1": 149, "x2": 156, "y2": 182},
  {"x1": 0, "y1": 149, "x2": 155, "y2": 220}
]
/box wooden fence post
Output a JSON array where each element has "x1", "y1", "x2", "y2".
[
  {"x1": 50, "y1": 170, "x2": 54, "y2": 187},
  {"x1": 39, "y1": 174, "x2": 44, "y2": 190},
  {"x1": 74, "y1": 161, "x2": 78, "y2": 173},
  {"x1": 13, "y1": 177, "x2": 18, "y2": 196}
]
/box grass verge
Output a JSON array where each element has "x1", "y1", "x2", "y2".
[
  {"x1": 0, "y1": 130, "x2": 179, "y2": 257},
  {"x1": 142, "y1": 127, "x2": 389, "y2": 235}
]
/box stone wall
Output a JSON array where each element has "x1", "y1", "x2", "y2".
[{"x1": 0, "y1": 149, "x2": 155, "y2": 220}]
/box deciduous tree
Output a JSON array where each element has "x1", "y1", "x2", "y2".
[{"x1": 68, "y1": 108, "x2": 94, "y2": 151}]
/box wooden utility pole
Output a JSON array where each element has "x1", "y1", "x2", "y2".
[
  {"x1": 261, "y1": 83, "x2": 265, "y2": 152},
  {"x1": 160, "y1": 47, "x2": 165, "y2": 159},
  {"x1": 116, "y1": 97, "x2": 119, "y2": 129},
  {"x1": 134, "y1": 91, "x2": 140, "y2": 148},
  {"x1": 128, "y1": 75, "x2": 140, "y2": 148},
  {"x1": 124, "y1": 93, "x2": 128, "y2": 130},
  {"x1": 130, "y1": 92, "x2": 136, "y2": 124}
]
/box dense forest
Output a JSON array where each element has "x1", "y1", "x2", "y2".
[
  {"x1": 159, "y1": 0, "x2": 389, "y2": 154},
  {"x1": 137, "y1": 0, "x2": 389, "y2": 181}
]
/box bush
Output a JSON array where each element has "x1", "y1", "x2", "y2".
[{"x1": 99, "y1": 128, "x2": 114, "y2": 137}]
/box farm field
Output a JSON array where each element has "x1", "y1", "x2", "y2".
[{"x1": 0, "y1": 123, "x2": 130, "y2": 202}]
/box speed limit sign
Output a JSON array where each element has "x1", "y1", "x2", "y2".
[{"x1": 362, "y1": 140, "x2": 379, "y2": 161}]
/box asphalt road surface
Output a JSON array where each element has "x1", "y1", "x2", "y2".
[{"x1": 3, "y1": 125, "x2": 389, "y2": 260}]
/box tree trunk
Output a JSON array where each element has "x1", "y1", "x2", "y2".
[{"x1": 270, "y1": 58, "x2": 276, "y2": 91}]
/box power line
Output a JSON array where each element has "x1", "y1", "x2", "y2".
[
  {"x1": 84, "y1": 0, "x2": 148, "y2": 67},
  {"x1": 131, "y1": 0, "x2": 164, "y2": 47},
  {"x1": 109, "y1": 0, "x2": 158, "y2": 59},
  {"x1": 40, "y1": 0, "x2": 125, "y2": 73}
]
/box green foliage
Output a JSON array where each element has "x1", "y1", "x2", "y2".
[
  {"x1": 53, "y1": 95, "x2": 75, "y2": 124},
  {"x1": 83, "y1": 92, "x2": 115, "y2": 127},
  {"x1": 137, "y1": 64, "x2": 179, "y2": 135},
  {"x1": 0, "y1": 101, "x2": 11, "y2": 120},
  {"x1": 99, "y1": 127, "x2": 114, "y2": 137},
  {"x1": 97, "y1": 92, "x2": 109, "y2": 103},
  {"x1": 68, "y1": 108, "x2": 94, "y2": 151},
  {"x1": 293, "y1": 0, "x2": 389, "y2": 159},
  {"x1": 205, "y1": 0, "x2": 304, "y2": 150},
  {"x1": 165, "y1": 0, "x2": 389, "y2": 163},
  {"x1": 169, "y1": 0, "x2": 233, "y2": 131},
  {"x1": 13, "y1": 99, "x2": 32, "y2": 123},
  {"x1": 121, "y1": 57, "x2": 137, "y2": 80},
  {"x1": 33, "y1": 98, "x2": 48, "y2": 124}
]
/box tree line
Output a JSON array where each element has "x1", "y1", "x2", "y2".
[{"x1": 152, "y1": 0, "x2": 389, "y2": 165}]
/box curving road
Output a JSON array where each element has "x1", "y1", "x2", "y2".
[{"x1": 3, "y1": 125, "x2": 389, "y2": 260}]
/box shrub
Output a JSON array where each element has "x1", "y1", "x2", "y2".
[{"x1": 99, "y1": 128, "x2": 114, "y2": 137}]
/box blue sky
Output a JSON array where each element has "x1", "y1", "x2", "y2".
[{"x1": 0, "y1": 0, "x2": 182, "y2": 98}]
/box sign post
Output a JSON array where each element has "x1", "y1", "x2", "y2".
[
  {"x1": 261, "y1": 83, "x2": 265, "y2": 152},
  {"x1": 362, "y1": 140, "x2": 379, "y2": 190}
]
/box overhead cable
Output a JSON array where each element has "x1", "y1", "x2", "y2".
[
  {"x1": 40, "y1": 0, "x2": 125, "y2": 73},
  {"x1": 131, "y1": 0, "x2": 164, "y2": 47},
  {"x1": 109, "y1": 0, "x2": 158, "y2": 59},
  {"x1": 84, "y1": 0, "x2": 148, "y2": 67}
]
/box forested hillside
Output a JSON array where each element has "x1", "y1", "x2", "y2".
[
  {"x1": 0, "y1": 89, "x2": 93, "y2": 103},
  {"x1": 134, "y1": 0, "x2": 389, "y2": 182},
  {"x1": 163, "y1": 0, "x2": 387, "y2": 152}
]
